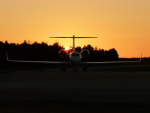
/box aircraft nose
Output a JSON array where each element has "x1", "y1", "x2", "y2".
[{"x1": 69, "y1": 52, "x2": 81, "y2": 62}]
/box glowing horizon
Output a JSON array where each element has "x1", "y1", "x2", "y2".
[{"x1": 0, "y1": 0, "x2": 150, "y2": 57}]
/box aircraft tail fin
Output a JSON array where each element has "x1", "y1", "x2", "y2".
[{"x1": 50, "y1": 35, "x2": 97, "y2": 50}]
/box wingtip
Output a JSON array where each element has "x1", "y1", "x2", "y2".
[
  {"x1": 140, "y1": 53, "x2": 142, "y2": 62},
  {"x1": 6, "y1": 52, "x2": 9, "y2": 61}
]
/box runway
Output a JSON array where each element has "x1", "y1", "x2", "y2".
[{"x1": 0, "y1": 65, "x2": 150, "y2": 113}]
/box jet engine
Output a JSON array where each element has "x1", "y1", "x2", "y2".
[
  {"x1": 80, "y1": 49, "x2": 90, "y2": 58},
  {"x1": 59, "y1": 49, "x2": 68, "y2": 58}
]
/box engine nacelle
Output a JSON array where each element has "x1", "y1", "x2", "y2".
[
  {"x1": 59, "y1": 49, "x2": 68, "y2": 58},
  {"x1": 80, "y1": 49, "x2": 90, "y2": 58}
]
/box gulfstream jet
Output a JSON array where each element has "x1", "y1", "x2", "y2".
[{"x1": 6, "y1": 35, "x2": 141, "y2": 71}]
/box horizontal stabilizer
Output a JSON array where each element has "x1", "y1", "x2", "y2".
[{"x1": 50, "y1": 37, "x2": 97, "y2": 38}]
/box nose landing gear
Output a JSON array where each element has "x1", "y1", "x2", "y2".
[{"x1": 62, "y1": 67, "x2": 66, "y2": 72}]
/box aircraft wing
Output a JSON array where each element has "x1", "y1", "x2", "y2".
[
  {"x1": 6, "y1": 53, "x2": 69, "y2": 64},
  {"x1": 80, "y1": 54, "x2": 142, "y2": 64},
  {"x1": 7, "y1": 60, "x2": 69, "y2": 64},
  {"x1": 80, "y1": 60, "x2": 141, "y2": 64},
  {"x1": 6, "y1": 52, "x2": 141, "y2": 64}
]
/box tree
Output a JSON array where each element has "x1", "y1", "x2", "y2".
[
  {"x1": 104, "y1": 48, "x2": 119, "y2": 61},
  {"x1": 0, "y1": 40, "x2": 119, "y2": 62}
]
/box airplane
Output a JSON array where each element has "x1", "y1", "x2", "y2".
[{"x1": 6, "y1": 35, "x2": 141, "y2": 71}]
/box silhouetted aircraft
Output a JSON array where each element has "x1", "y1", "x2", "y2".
[{"x1": 6, "y1": 35, "x2": 141, "y2": 71}]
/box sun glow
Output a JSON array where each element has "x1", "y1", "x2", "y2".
[{"x1": 65, "y1": 47, "x2": 70, "y2": 51}]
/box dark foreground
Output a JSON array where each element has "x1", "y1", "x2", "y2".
[{"x1": 0, "y1": 65, "x2": 150, "y2": 113}]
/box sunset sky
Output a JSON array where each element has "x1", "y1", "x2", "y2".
[{"x1": 0, "y1": 0, "x2": 150, "y2": 57}]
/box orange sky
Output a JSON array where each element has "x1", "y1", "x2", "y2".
[{"x1": 0, "y1": 0, "x2": 150, "y2": 57}]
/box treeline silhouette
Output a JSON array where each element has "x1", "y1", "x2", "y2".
[{"x1": 0, "y1": 40, "x2": 119, "y2": 62}]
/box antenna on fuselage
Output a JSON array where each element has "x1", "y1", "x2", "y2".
[{"x1": 50, "y1": 35, "x2": 97, "y2": 51}]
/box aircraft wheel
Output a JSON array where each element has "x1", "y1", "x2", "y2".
[{"x1": 83, "y1": 67, "x2": 87, "y2": 72}]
